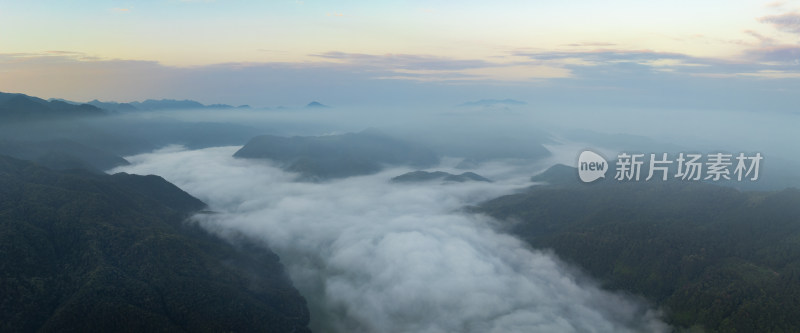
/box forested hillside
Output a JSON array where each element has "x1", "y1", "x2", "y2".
[
  {"x1": 0, "y1": 155, "x2": 310, "y2": 332},
  {"x1": 480, "y1": 181, "x2": 800, "y2": 332}
]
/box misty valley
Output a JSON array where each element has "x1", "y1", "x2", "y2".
[{"x1": 2, "y1": 91, "x2": 800, "y2": 333}]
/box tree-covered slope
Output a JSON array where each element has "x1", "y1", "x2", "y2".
[
  {"x1": 390, "y1": 170, "x2": 491, "y2": 183},
  {"x1": 0, "y1": 155, "x2": 310, "y2": 332},
  {"x1": 0, "y1": 139, "x2": 130, "y2": 173},
  {"x1": 480, "y1": 181, "x2": 800, "y2": 332},
  {"x1": 234, "y1": 130, "x2": 439, "y2": 180}
]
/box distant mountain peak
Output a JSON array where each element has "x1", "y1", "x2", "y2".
[
  {"x1": 391, "y1": 170, "x2": 492, "y2": 184},
  {"x1": 0, "y1": 91, "x2": 105, "y2": 122},
  {"x1": 305, "y1": 101, "x2": 330, "y2": 108}
]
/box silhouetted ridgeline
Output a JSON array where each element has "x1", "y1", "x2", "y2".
[
  {"x1": 480, "y1": 180, "x2": 800, "y2": 332},
  {"x1": 234, "y1": 130, "x2": 439, "y2": 180},
  {"x1": 391, "y1": 170, "x2": 491, "y2": 183},
  {"x1": 0, "y1": 92, "x2": 104, "y2": 122},
  {"x1": 0, "y1": 92, "x2": 262, "y2": 171},
  {"x1": 0, "y1": 155, "x2": 311, "y2": 332}
]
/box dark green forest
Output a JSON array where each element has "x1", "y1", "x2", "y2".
[
  {"x1": 0, "y1": 155, "x2": 310, "y2": 332},
  {"x1": 390, "y1": 170, "x2": 491, "y2": 183},
  {"x1": 234, "y1": 130, "x2": 440, "y2": 180},
  {"x1": 480, "y1": 177, "x2": 800, "y2": 332}
]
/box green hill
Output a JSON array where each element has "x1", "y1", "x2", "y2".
[
  {"x1": 479, "y1": 182, "x2": 800, "y2": 332},
  {"x1": 530, "y1": 164, "x2": 579, "y2": 186},
  {"x1": 391, "y1": 170, "x2": 491, "y2": 183},
  {"x1": 234, "y1": 130, "x2": 439, "y2": 180},
  {"x1": 0, "y1": 92, "x2": 105, "y2": 122},
  {"x1": 0, "y1": 155, "x2": 310, "y2": 332},
  {"x1": 0, "y1": 139, "x2": 129, "y2": 173}
]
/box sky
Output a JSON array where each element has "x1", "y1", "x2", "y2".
[{"x1": 1, "y1": 0, "x2": 799, "y2": 108}]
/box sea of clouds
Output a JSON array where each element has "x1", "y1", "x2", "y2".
[{"x1": 114, "y1": 146, "x2": 667, "y2": 333}]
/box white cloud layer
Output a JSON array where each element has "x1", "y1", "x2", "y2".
[{"x1": 114, "y1": 146, "x2": 668, "y2": 333}]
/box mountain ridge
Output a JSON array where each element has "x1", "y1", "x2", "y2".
[
  {"x1": 391, "y1": 170, "x2": 491, "y2": 183},
  {"x1": 479, "y1": 181, "x2": 800, "y2": 332},
  {"x1": 234, "y1": 130, "x2": 439, "y2": 180},
  {"x1": 0, "y1": 154, "x2": 312, "y2": 332}
]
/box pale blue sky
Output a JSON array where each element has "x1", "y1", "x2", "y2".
[{"x1": 0, "y1": 0, "x2": 798, "y2": 108}]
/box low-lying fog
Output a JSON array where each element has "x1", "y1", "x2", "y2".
[
  {"x1": 113, "y1": 146, "x2": 668, "y2": 333},
  {"x1": 97, "y1": 100, "x2": 797, "y2": 332}
]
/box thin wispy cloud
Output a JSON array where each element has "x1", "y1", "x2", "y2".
[
  {"x1": 2, "y1": 44, "x2": 799, "y2": 112},
  {"x1": 313, "y1": 52, "x2": 570, "y2": 81},
  {"x1": 739, "y1": 69, "x2": 800, "y2": 78},
  {"x1": 744, "y1": 29, "x2": 777, "y2": 45},
  {"x1": 564, "y1": 42, "x2": 617, "y2": 47},
  {"x1": 744, "y1": 45, "x2": 800, "y2": 63},
  {"x1": 1, "y1": 51, "x2": 102, "y2": 62},
  {"x1": 44, "y1": 50, "x2": 84, "y2": 56},
  {"x1": 765, "y1": 1, "x2": 786, "y2": 8},
  {"x1": 759, "y1": 12, "x2": 800, "y2": 34},
  {"x1": 518, "y1": 44, "x2": 800, "y2": 78},
  {"x1": 314, "y1": 52, "x2": 493, "y2": 71},
  {"x1": 517, "y1": 49, "x2": 716, "y2": 70}
]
